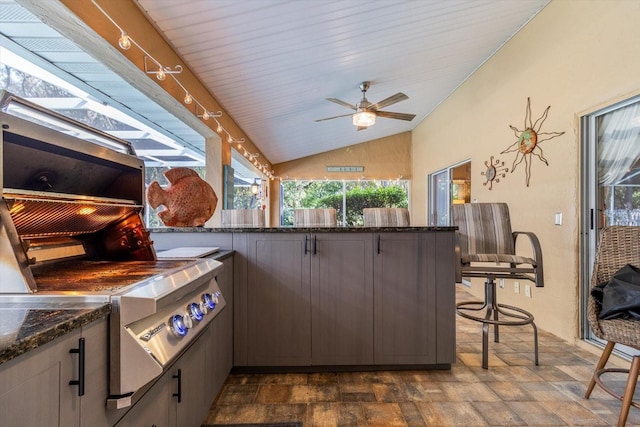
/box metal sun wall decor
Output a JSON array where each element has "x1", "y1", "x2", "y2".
[
  {"x1": 501, "y1": 97, "x2": 565, "y2": 187},
  {"x1": 481, "y1": 156, "x2": 508, "y2": 190}
]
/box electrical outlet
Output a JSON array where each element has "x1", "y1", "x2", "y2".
[
  {"x1": 525, "y1": 284, "x2": 531, "y2": 298},
  {"x1": 514, "y1": 282, "x2": 520, "y2": 294},
  {"x1": 499, "y1": 278, "x2": 505, "y2": 288}
]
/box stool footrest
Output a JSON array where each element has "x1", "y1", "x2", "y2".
[
  {"x1": 456, "y1": 278, "x2": 539, "y2": 369},
  {"x1": 457, "y1": 301, "x2": 535, "y2": 326}
]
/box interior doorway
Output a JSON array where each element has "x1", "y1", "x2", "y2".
[{"x1": 428, "y1": 160, "x2": 471, "y2": 225}]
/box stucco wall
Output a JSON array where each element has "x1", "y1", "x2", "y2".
[{"x1": 411, "y1": 0, "x2": 640, "y2": 342}]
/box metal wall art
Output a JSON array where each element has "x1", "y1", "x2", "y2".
[
  {"x1": 501, "y1": 97, "x2": 565, "y2": 187},
  {"x1": 481, "y1": 156, "x2": 508, "y2": 190}
]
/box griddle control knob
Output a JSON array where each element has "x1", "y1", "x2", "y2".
[
  {"x1": 188, "y1": 302, "x2": 204, "y2": 322},
  {"x1": 169, "y1": 314, "x2": 188, "y2": 338},
  {"x1": 202, "y1": 293, "x2": 216, "y2": 311}
]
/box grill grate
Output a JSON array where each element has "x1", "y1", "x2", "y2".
[{"x1": 5, "y1": 194, "x2": 142, "y2": 238}]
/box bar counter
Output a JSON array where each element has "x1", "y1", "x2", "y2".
[{"x1": 152, "y1": 226, "x2": 457, "y2": 233}]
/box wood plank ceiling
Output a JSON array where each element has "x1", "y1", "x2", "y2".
[{"x1": 134, "y1": 0, "x2": 550, "y2": 164}]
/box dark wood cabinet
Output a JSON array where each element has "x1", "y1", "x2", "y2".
[
  {"x1": 372, "y1": 231, "x2": 455, "y2": 365},
  {"x1": 311, "y1": 233, "x2": 373, "y2": 365},
  {"x1": 233, "y1": 229, "x2": 455, "y2": 368},
  {"x1": 373, "y1": 232, "x2": 455, "y2": 365},
  {"x1": 243, "y1": 232, "x2": 311, "y2": 366}
]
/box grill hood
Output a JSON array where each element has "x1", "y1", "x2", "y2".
[{"x1": 0, "y1": 92, "x2": 154, "y2": 293}]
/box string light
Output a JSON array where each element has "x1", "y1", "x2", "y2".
[
  {"x1": 118, "y1": 32, "x2": 131, "y2": 50},
  {"x1": 90, "y1": 0, "x2": 278, "y2": 181}
]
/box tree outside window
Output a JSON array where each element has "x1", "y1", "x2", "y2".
[{"x1": 281, "y1": 180, "x2": 409, "y2": 226}]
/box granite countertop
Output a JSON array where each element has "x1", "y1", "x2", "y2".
[
  {"x1": 152, "y1": 226, "x2": 457, "y2": 233},
  {"x1": 0, "y1": 302, "x2": 111, "y2": 365}
]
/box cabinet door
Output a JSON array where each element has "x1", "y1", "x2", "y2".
[
  {"x1": 0, "y1": 327, "x2": 80, "y2": 427},
  {"x1": 374, "y1": 232, "x2": 437, "y2": 364},
  {"x1": 246, "y1": 233, "x2": 311, "y2": 366},
  {"x1": 114, "y1": 374, "x2": 171, "y2": 427},
  {"x1": 80, "y1": 318, "x2": 110, "y2": 427},
  {"x1": 171, "y1": 331, "x2": 208, "y2": 427},
  {"x1": 433, "y1": 230, "x2": 456, "y2": 364},
  {"x1": 311, "y1": 233, "x2": 373, "y2": 365}
]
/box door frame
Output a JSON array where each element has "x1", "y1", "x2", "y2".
[{"x1": 427, "y1": 159, "x2": 471, "y2": 226}]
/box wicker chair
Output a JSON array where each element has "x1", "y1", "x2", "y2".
[
  {"x1": 452, "y1": 203, "x2": 543, "y2": 369},
  {"x1": 585, "y1": 226, "x2": 640, "y2": 427}
]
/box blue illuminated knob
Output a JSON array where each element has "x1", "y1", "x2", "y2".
[
  {"x1": 188, "y1": 302, "x2": 204, "y2": 322},
  {"x1": 202, "y1": 293, "x2": 216, "y2": 311},
  {"x1": 169, "y1": 314, "x2": 188, "y2": 337}
]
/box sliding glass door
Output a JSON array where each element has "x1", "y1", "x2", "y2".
[
  {"x1": 581, "y1": 95, "x2": 640, "y2": 342},
  {"x1": 428, "y1": 160, "x2": 471, "y2": 226}
]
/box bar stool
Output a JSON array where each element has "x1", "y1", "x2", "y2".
[
  {"x1": 363, "y1": 207, "x2": 410, "y2": 227},
  {"x1": 452, "y1": 203, "x2": 544, "y2": 369},
  {"x1": 293, "y1": 208, "x2": 337, "y2": 227}
]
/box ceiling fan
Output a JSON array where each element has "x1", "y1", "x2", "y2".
[{"x1": 315, "y1": 81, "x2": 416, "y2": 130}]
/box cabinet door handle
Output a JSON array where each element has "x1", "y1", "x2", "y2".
[
  {"x1": 304, "y1": 235, "x2": 308, "y2": 255},
  {"x1": 377, "y1": 235, "x2": 381, "y2": 254},
  {"x1": 69, "y1": 337, "x2": 85, "y2": 396},
  {"x1": 173, "y1": 369, "x2": 182, "y2": 402},
  {"x1": 313, "y1": 235, "x2": 317, "y2": 255}
]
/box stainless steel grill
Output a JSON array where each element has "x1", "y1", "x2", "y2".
[
  {"x1": 5, "y1": 190, "x2": 141, "y2": 238},
  {"x1": 0, "y1": 92, "x2": 226, "y2": 409}
]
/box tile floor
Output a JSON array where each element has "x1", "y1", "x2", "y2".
[{"x1": 203, "y1": 285, "x2": 640, "y2": 426}]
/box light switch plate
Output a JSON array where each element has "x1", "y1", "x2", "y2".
[{"x1": 554, "y1": 212, "x2": 563, "y2": 225}]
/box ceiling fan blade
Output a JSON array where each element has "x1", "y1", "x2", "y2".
[
  {"x1": 326, "y1": 98, "x2": 357, "y2": 110},
  {"x1": 315, "y1": 113, "x2": 354, "y2": 122},
  {"x1": 370, "y1": 92, "x2": 408, "y2": 111},
  {"x1": 376, "y1": 111, "x2": 416, "y2": 121}
]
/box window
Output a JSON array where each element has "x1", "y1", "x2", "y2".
[
  {"x1": 224, "y1": 149, "x2": 263, "y2": 211},
  {"x1": 280, "y1": 179, "x2": 409, "y2": 226}
]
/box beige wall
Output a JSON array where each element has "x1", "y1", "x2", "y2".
[
  {"x1": 412, "y1": 0, "x2": 640, "y2": 342},
  {"x1": 271, "y1": 132, "x2": 411, "y2": 226}
]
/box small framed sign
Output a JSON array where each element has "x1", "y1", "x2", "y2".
[{"x1": 326, "y1": 166, "x2": 364, "y2": 173}]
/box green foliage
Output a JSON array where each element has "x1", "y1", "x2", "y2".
[{"x1": 281, "y1": 180, "x2": 408, "y2": 226}]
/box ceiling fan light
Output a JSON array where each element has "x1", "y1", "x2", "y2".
[{"x1": 352, "y1": 111, "x2": 376, "y2": 127}]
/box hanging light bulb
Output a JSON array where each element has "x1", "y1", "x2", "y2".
[
  {"x1": 184, "y1": 93, "x2": 193, "y2": 104},
  {"x1": 202, "y1": 110, "x2": 210, "y2": 120},
  {"x1": 156, "y1": 67, "x2": 166, "y2": 81},
  {"x1": 227, "y1": 134, "x2": 233, "y2": 143},
  {"x1": 216, "y1": 123, "x2": 223, "y2": 133},
  {"x1": 118, "y1": 32, "x2": 131, "y2": 50}
]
